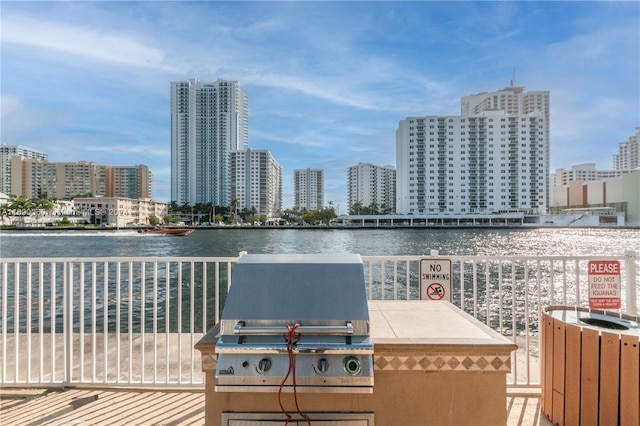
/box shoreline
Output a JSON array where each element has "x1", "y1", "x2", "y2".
[{"x1": 2, "y1": 224, "x2": 639, "y2": 231}]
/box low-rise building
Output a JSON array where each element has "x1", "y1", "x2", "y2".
[
  {"x1": 551, "y1": 169, "x2": 640, "y2": 225},
  {"x1": 73, "y1": 197, "x2": 168, "y2": 228}
]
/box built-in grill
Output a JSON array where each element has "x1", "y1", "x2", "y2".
[{"x1": 215, "y1": 254, "x2": 374, "y2": 393}]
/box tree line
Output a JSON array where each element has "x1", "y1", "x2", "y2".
[
  {"x1": 167, "y1": 200, "x2": 338, "y2": 226},
  {"x1": 0, "y1": 195, "x2": 342, "y2": 227},
  {"x1": 348, "y1": 200, "x2": 394, "y2": 215},
  {"x1": 1, "y1": 195, "x2": 59, "y2": 225}
]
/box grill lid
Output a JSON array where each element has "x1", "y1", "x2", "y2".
[{"x1": 220, "y1": 254, "x2": 369, "y2": 330}]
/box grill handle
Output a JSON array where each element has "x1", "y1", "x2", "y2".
[{"x1": 233, "y1": 322, "x2": 354, "y2": 335}]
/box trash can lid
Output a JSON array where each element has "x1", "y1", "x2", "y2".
[{"x1": 546, "y1": 309, "x2": 640, "y2": 336}]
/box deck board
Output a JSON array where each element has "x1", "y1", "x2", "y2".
[
  {"x1": 0, "y1": 388, "x2": 205, "y2": 425},
  {"x1": 2, "y1": 387, "x2": 548, "y2": 425}
]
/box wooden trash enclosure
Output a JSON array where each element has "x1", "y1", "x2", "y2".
[{"x1": 541, "y1": 306, "x2": 640, "y2": 426}]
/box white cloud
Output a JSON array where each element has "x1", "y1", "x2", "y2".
[
  {"x1": 0, "y1": 95, "x2": 67, "y2": 139},
  {"x1": 546, "y1": 25, "x2": 638, "y2": 67},
  {"x1": 85, "y1": 144, "x2": 170, "y2": 157},
  {"x1": 2, "y1": 15, "x2": 181, "y2": 73}
]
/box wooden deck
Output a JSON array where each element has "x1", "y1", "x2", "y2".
[{"x1": 1, "y1": 387, "x2": 551, "y2": 425}]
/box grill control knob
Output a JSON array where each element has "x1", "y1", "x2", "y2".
[
  {"x1": 344, "y1": 356, "x2": 362, "y2": 375},
  {"x1": 257, "y1": 358, "x2": 272, "y2": 374},
  {"x1": 316, "y1": 358, "x2": 328, "y2": 374}
]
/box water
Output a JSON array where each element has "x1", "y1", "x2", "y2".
[
  {"x1": 1, "y1": 228, "x2": 638, "y2": 334},
  {"x1": 1, "y1": 227, "x2": 639, "y2": 258}
]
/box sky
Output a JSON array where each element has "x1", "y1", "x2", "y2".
[{"x1": 1, "y1": 1, "x2": 638, "y2": 212}]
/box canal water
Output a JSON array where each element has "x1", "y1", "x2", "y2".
[
  {"x1": 1, "y1": 227, "x2": 638, "y2": 334},
  {"x1": 2, "y1": 227, "x2": 639, "y2": 258}
]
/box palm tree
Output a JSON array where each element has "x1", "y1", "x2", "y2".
[
  {"x1": 32, "y1": 198, "x2": 55, "y2": 225},
  {"x1": 8, "y1": 195, "x2": 34, "y2": 225},
  {"x1": 350, "y1": 200, "x2": 363, "y2": 215},
  {"x1": 231, "y1": 198, "x2": 239, "y2": 223},
  {"x1": 0, "y1": 202, "x2": 10, "y2": 226}
]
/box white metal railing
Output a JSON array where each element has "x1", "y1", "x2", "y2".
[{"x1": 1, "y1": 252, "x2": 637, "y2": 389}]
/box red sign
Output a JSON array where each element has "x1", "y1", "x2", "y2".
[
  {"x1": 587, "y1": 260, "x2": 621, "y2": 309},
  {"x1": 419, "y1": 259, "x2": 451, "y2": 302},
  {"x1": 426, "y1": 283, "x2": 446, "y2": 300}
]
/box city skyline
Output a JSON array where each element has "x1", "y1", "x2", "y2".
[{"x1": 1, "y1": 1, "x2": 638, "y2": 211}]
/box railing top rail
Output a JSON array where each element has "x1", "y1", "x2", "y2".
[
  {"x1": 362, "y1": 254, "x2": 632, "y2": 261},
  {"x1": 0, "y1": 256, "x2": 242, "y2": 263},
  {"x1": 1, "y1": 253, "x2": 635, "y2": 264}
]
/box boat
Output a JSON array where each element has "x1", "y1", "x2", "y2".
[{"x1": 141, "y1": 227, "x2": 194, "y2": 236}]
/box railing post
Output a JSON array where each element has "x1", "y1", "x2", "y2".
[
  {"x1": 64, "y1": 261, "x2": 73, "y2": 385},
  {"x1": 624, "y1": 250, "x2": 637, "y2": 316}
]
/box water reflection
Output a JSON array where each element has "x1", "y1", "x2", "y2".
[{"x1": 1, "y1": 228, "x2": 639, "y2": 258}]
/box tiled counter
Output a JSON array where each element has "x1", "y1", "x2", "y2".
[{"x1": 196, "y1": 301, "x2": 517, "y2": 425}]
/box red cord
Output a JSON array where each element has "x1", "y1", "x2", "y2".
[{"x1": 278, "y1": 323, "x2": 310, "y2": 425}]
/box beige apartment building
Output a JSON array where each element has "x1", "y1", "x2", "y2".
[
  {"x1": 73, "y1": 197, "x2": 168, "y2": 228},
  {"x1": 551, "y1": 170, "x2": 640, "y2": 225},
  {"x1": 7, "y1": 157, "x2": 151, "y2": 200}
]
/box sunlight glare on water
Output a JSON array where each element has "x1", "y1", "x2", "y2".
[{"x1": 2, "y1": 228, "x2": 638, "y2": 258}]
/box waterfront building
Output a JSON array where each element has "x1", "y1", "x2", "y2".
[
  {"x1": 551, "y1": 163, "x2": 628, "y2": 189},
  {"x1": 461, "y1": 85, "x2": 550, "y2": 119},
  {"x1": 170, "y1": 78, "x2": 248, "y2": 207},
  {"x1": 294, "y1": 168, "x2": 324, "y2": 210},
  {"x1": 461, "y1": 84, "x2": 550, "y2": 204},
  {"x1": 9, "y1": 158, "x2": 108, "y2": 199},
  {"x1": 396, "y1": 85, "x2": 549, "y2": 215},
  {"x1": 613, "y1": 127, "x2": 639, "y2": 171},
  {"x1": 0, "y1": 145, "x2": 48, "y2": 195},
  {"x1": 108, "y1": 165, "x2": 152, "y2": 199},
  {"x1": 396, "y1": 112, "x2": 548, "y2": 215},
  {"x1": 6, "y1": 157, "x2": 152, "y2": 201},
  {"x1": 347, "y1": 163, "x2": 396, "y2": 214},
  {"x1": 230, "y1": 149, "x2": 282, "y2": 218},
  {"x1": 550, "y1": 169, "x2": 640, "y2": 225},
  {"x1": 73, "y1": 197, "x2": 168, "y2": 228}
]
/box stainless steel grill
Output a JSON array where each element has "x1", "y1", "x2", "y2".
[{"x1": 215, "y1": 254, "x2": 374, "y2": 393}]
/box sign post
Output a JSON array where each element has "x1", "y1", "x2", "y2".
[
  {"x1": 587, "y1": 260, "x2": 621, "y2": 309},
  {"x1": 420, "y1": 258, "x2": 452, "y2": 301}
]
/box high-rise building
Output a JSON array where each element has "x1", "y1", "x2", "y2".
[
  {"x1": 108, "y1": 165, "x2": 152, "y2": 199},
  {"x1": 552, "y1": 163, "x2": 627, "y2": 188},
  {"x1": 347, "y1": 163, "x2": 396, "y2": 214},
  {"x1": 294, "y1": 168, "x2": 324, "y2": 210},
  {"x1": 0, "y1": 145, "x2": 48, "y2": 195},
  {"x1": 170, "y1": 78, "x2": 248, "y2": 207},
  {"x1": 461, "y1": 84, "x2": 551, "y2": 204},
  {"x1": 396, "y1": 112, "x2": 548, "y2": 215},
  {"x1": 9, "y1": 159, "x2": 107, "y2": 199},
  {"x1": 396, "y1": 85, "x2": 549, "y2": 215},
  {"x1": 613, "y1": 127, "x2": 639, "y2": 171},
  {"x1": 461, "y1": 85, "x2": 550, "y2": 118},
  {"x1": 230, "y1": 149, "x2": 282, "y2": 218},
  {"x1": 7, "y1": 157, "x2": 152, "y2": 200}
]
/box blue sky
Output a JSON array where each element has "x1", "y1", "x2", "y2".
[{"x1": 1, "y1": 1, "x2": 638, "y2": 212}]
